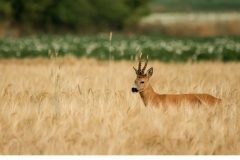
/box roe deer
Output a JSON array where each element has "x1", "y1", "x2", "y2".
[{"x1": 131, "y1": 53, "x2": 222, "y2": 107}]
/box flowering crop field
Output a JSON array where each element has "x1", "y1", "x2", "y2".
[
  {"x1": 0, "y1": 34, "x2": 240, "y2": 62},
  {"x1": 139, "y1": 12, "x2": 240, "y2": 37},
  {"x1": 141, "y1": 12, "x2": 240, "y2": 26}
]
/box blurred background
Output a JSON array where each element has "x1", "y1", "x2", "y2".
[{"x1": 0, "y1": 0, "x2": 240, "y2": 61}]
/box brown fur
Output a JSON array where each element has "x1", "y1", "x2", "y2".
[
  {"x1": 139, "y1": 83, "x2": 222, "y2": 107},
  {"x1": 132, "y1": 54, "x2": 222, "y2": 107}
]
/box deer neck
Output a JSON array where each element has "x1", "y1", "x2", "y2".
[{"x1": 139, "y1": 84, "x2": 158, "y2": 106}]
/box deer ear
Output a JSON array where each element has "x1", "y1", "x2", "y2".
[{"x1": 147, "y1": 67, "x2": 153, "y2": 78}]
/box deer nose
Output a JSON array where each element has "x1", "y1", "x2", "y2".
[{"x1": 132, "y1": 87, "x2": 138, "y2": 93}]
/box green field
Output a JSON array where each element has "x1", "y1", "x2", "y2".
[
  {"x1": 0, "y1": 34, "x2": 240, "y2": 62},
  {"x1": 151, "y1": 0, "x2": 240, "y2": 12}
]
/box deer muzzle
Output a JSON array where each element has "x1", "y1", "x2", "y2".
[{"x1": 132, "y1": 87, "x2": 138, "y2": 93}]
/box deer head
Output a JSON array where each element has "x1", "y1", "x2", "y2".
[{"x1": 132, "y1": 53, "x2": 153, "y2": 93}]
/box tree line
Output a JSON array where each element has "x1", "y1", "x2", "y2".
[{"x1": 0, "y1": 0, "x2": 151, "y2": 33}]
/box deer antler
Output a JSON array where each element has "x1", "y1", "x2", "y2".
[
  {"x1": 142, "y1": 55, "x2": 148, "y2": 74},
  {"x1": 133, "y1": 53, "x2": 149, "y2": 76},
  {"x1": 138, "y1": 53, "x2": 142, "y2": 74},
  {"x1": 133, "y1": 53, "x2": 142, "y2": 75}
]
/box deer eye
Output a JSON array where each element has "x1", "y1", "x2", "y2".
[{"x1": 140, "y1": 81, "x2": 144, "y2": 84}]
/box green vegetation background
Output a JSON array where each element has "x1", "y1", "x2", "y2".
[
  {"x1": 0, "y1": 0, "x2": 240, "y2": 61},
  {"x1": 0, "y1": 0, "x2": 150, "y2": 33},
  {"x1": 151, "y1": 0, "x2": 240, "y2": 12}
]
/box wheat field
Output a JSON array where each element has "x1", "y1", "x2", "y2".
[{"x1": 0, "y1": 57, "x2": 239, "y2": 155}]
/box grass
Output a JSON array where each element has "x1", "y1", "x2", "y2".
[{"x1": 0, "y1": 57, "x2": 239, "y2": 154}]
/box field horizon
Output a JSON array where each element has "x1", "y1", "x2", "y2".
[{"x1": 0, "y1": 57, "x2": 239, "y2": 155}]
